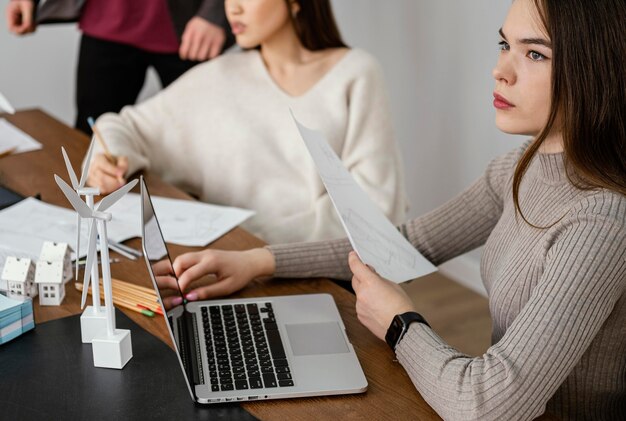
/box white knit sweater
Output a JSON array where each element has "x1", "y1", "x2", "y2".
[{"x1": 93, "y1": 49, "x2": 407, "y2": 244}]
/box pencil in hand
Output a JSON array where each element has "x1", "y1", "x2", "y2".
[
  {"x1": 87, "y1": 117, "x2": 115, "y2": 163},
  {"x1": 87, "y1": 116, "x2": 125, "y2": 185}
]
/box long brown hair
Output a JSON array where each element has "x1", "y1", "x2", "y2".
[
  {"x1": 285, "y1": 0, "x2": 348, "y2": 51},
  {"x1": 512, "y1": 0, "x2": 626, "y2": 225}
]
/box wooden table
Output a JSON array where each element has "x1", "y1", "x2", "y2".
[{"x1": 0, "y1": 110, "x2": 441, "y2": 420}]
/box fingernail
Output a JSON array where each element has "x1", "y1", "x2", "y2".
[
  {"x1": 186, "y1": 292, "x2": 198, "y2": 301},
  {"x1": 171, "y1": 296, "x2": 183, "y2": 306}
]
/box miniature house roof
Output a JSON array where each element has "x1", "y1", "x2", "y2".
[
  {"x1": 34, "y1": 261, "x2": 65, "y2": 284},
  {"x1": 39, "y1": 241, "x2": 73, "y2": 262},
  {"x1": 1, "y1": 257, "x2": 34, "y2": 283}
]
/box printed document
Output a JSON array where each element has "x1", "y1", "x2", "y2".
[
  {"x1": 0, "y1": 195, "x2": 254, "y2": 269},
  {"x1": 0, "y1": 119, "x2": 42, "y2": 155},
  {"x1": 292, "y1": 113, "x2": 436, "y2": 283}
]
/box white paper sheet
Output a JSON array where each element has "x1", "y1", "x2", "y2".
[
  {"x1": 104, "y1": 193, "x2": 255, "y2": 247},
  {"x1": 292, "y1": 114, "x2": 436, "y2": 283},
  {"x1": 0, "y1": 119, "x2": 42, "y2": 155},
  {"x1": 0, "y1": 92, "x2": 15, "y2": 114},
  {"x1": 0, "y1": 194, "x2": 254, "y2": 270},
  {"x1": 0, "y1": 198, "x2": 79, "y2": 269}
]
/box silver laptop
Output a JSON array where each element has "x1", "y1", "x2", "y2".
[{"x1": 140, "y1": 177, "x2": 367, "y2": 404}]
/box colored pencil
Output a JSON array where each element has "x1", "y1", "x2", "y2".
[
  {"x1": 75, "y1": 280, "x2": 163, "y2": 316},
  {"x1": 87, "y1": 116, "x2": 124, "y2": 184},
  {"x1": 75, "y1": 282, "x2": 156, "y2": 317},
  {"x1": 87, "y1": 117, "x2": 115, "y2": 163}
]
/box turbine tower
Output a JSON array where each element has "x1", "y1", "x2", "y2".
[
  {"x1": 60, "y1": 141, "x2": 108, "y2": 343},
  {"x1": 56, "y1": 174, "x2": 138, "y2": 369}
]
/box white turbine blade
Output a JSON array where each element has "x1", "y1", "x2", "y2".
[
  {"x1": 80, "y1": 221, "x2": 98, "y2": 309},
  {"x1": 55, "y1": 175, "x2": 94, "y2": 218},
  {"x1": 78, "y1": 136, "x2": 96, "y2": 188},
  {"x1": 61, "y1": 147, "x2": 80, "y2": 189},
  {"x1": 75, "y1": 214, "x2": 81, "y2": 280},
  {"x1": 97, "y1": 178, "x2": 138, "y2": 211}
]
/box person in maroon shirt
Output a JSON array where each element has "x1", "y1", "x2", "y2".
[{"x1": 5, "y1": 0, "x2": 234, "y2": 134}]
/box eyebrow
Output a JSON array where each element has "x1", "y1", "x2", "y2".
[{"x1": 499, "y1": 28, "x2": 552, "y2": 48}]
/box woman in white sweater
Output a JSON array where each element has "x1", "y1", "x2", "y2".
[{"x1": 87, "y1": 0, "x2": 407, "y2": 244}]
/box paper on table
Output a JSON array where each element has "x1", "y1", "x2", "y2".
[
  {"x1": 0, "y1": 119, "x2": 42, "y2": 155},
  {"x1": 0, "y1": 92, "x2": 15, "y2": 114},
  {"x1": 0, "y1": 193, "x2": 254, "y2": 270},
  {"x1": 292, "y1": 113, "x2": 436, "y2": 283},
  {"x1": 103, "y1": 193, "x2": 255, "y2": 247},
  {"x1": 0, "y1": 198, "x2": 79, "y2": 269}
]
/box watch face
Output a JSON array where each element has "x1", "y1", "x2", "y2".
[
  {"x1": 393, "y1": 317, "x2": 403, "y2": 331},
  {"x1": 385, "y1": 315, "x2": 404, "y2": 350}
]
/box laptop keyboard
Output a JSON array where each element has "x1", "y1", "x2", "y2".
[{"x1": 202, "y1": 302, "x2": 294, "y2": 392}]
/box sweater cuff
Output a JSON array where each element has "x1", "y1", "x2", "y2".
[
  {"x1": 269, "y1": 237, "x2": 353, "y2": 280},
  {"x1": 395, "y1": 321, "x2": 446, "y2": 367}
]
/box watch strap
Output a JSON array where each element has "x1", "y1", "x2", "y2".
[{"x1": 385, "y1": 311, "x2": 430, "y2": 352}]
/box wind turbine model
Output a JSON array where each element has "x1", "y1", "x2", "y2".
[
  {"x1": 56, "y1": 175, "x2": 138, "y2": 369},
  {"x1": 60, "y1": 140, "x2": 106, "y2": 343}
]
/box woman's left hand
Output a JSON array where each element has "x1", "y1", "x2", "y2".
[
  {"x1": 348, "y1": 251, "x2": 416, "y2": 340},
  {"x1": 179, "y1": 17, "x2": 226, "y2": 61}
]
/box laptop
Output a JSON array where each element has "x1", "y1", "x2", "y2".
[{"x1": 140, "y1": 177, "x2": 367, "y2": 404}]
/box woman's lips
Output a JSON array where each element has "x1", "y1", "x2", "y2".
[
  {"x1": 493, "y1": 92, "x2": 514, "y2": 109},
  {"x1": 231, "y1": 22, "x2": 246, "y2": 35}
]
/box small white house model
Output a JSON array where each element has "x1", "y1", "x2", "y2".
[
  {"x1": 35, "y1": 260, "x2": 66, "y2": 306},
  {"x1": 39, "y1": 241, "x2": 73, "y2": 284},
  {"x1": 1, "y1": 257, "x2": 37, "y2": 297}
]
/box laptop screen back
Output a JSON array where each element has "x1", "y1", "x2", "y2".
[{"x1": 140, "y1": 177, "x2": 196, "y2": 400}]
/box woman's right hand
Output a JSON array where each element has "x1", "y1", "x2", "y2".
[
  {"x1": 87, "y1": 153, "x2": 129, "y2": 194},
  {"x1": 6, "y1": 0, "x2": 36, "y2": 35},
  {"x1": 172, "y1": 248, "x2": 276, "y2": 301}
]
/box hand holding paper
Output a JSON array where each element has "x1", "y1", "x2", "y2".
[{"x1": 291, "y1": 112, "x2": 436, "y2": 283}]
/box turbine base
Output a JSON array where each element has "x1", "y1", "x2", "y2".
[
  {"x1": 92, "y1": 329, "x2": 133, "y2": 369},
  {"x1": 80, "y1": 306, "x2": 108, "y2": 343}
]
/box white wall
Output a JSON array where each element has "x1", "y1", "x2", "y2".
[
  {"x1": 0, "y1": 1, "x2": 526, "y2": 295},
  {"x1": 333, "y1": 1, "x2": 526, "y2": 295}
]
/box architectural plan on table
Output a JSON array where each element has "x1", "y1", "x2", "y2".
[
  {"x1": 0, "y1": 198, "x2": 78, "y2": 269},
  {"x1": 0, "y1": 195, "x2": 254, "y2": 269},
  {"x1": 292, "y1": 113, "x2": 436, "y2": 283},
  {"x1": 104, "y1": 193, "x2": 255, "y2": 247},
  {"x1": 0, "y1": 119, "x2": 42, "y2": 155}
]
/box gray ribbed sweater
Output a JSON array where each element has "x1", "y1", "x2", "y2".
[{"x1": 269, "y1": 145, "x2": 626, "y2": 420}]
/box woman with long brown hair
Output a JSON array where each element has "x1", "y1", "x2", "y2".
[
  {"x1": 171, "y1": 0, "x2": 625, "y2": 418},
  {"x1": 86, "y1": 0, "x2": 407, "y2": 244}
]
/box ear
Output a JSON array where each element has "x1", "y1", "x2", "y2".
[{"x1": 290, "y1": 0, "x2": 300, "y2": 17}]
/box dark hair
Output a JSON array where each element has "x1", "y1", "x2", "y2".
[
  {"x1": 285, "y1": 0, "x2": 348, "y2": 50},
  {"x1": 513, "y1": 0, "x2": 626, "y2": 225}
]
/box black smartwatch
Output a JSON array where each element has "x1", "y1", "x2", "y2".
[{"x1": 385, "y1": 311, "x2": 430, "y2": 352}]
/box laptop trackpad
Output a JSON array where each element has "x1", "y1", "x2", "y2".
[{"x1": 285, "y1": 322, "x2": 349, "y2": 356}]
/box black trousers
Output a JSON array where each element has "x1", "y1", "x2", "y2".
[{"x1": 75, "y1": 34, "x2": 198, "y2": 134}]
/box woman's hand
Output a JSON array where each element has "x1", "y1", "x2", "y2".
[
  {"x1": 348, "y1": 251, "x2": 416, "y2": 340},
  {"x1": 87, "y1": 153, "x2": 128, "y2": 194},
  {"x1": 179, "y1": 16, "x2": 226, "y2": 61},
  {"x1": 172, "y1": 248, "x2": 275, "y2": 301},
  {"x1": 150, "y1": 258, "x2": 183, "y2": 310},
  {"x1": 6, "y1": 0, "x2": 36, "y2": 35}
]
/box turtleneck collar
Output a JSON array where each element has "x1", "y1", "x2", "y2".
[{"x1": 535, "y1": 151, "x2": 567, "y2": 184}]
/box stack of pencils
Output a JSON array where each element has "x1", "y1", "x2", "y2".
[{"x1": 75, "y1": 279, "x2": 163, "y2": 317}]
